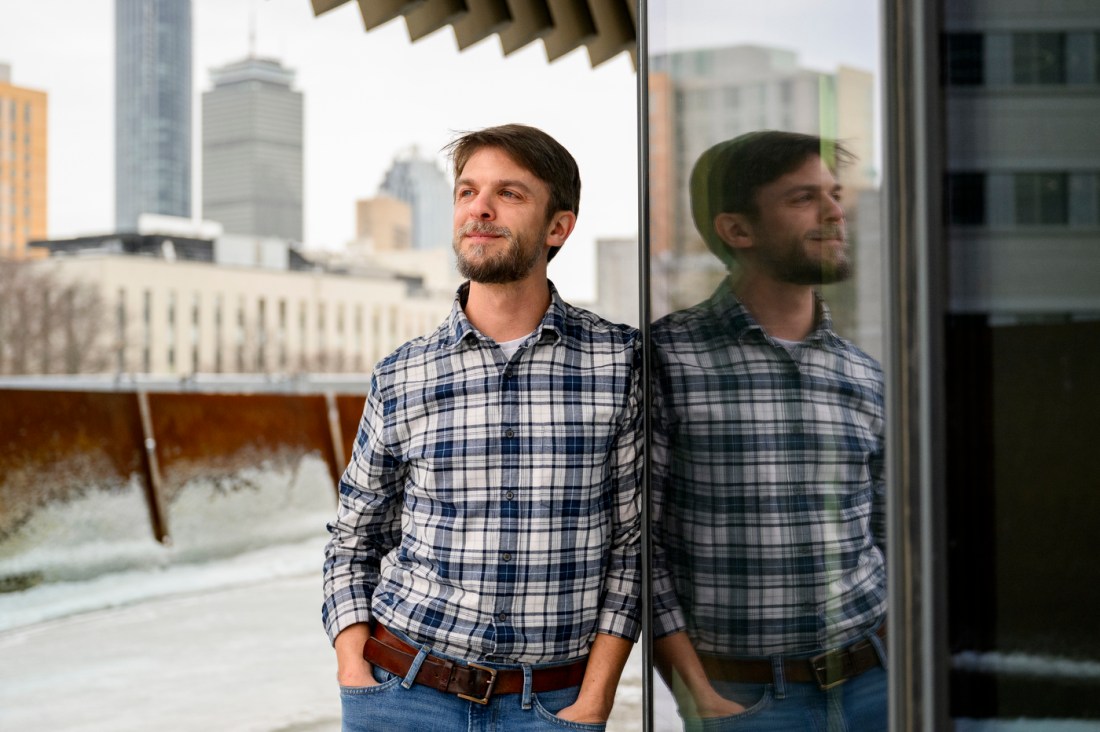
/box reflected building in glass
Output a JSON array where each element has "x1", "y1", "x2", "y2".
[{"x1": 942, "y1": 0, "x2": 1100, "y2": 720}]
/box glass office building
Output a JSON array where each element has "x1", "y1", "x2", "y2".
[{"x1": 114, "y1": 0, "x2": 192, "y2": 231}]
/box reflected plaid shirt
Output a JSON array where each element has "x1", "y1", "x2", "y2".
[
  {"x1": 651, "y1": 285, "x2": 886, "y2": 657},
  {"x1": 323, "y1": 283, "x2": 643, "y2": 664}
]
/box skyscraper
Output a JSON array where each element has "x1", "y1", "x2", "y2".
[
  {"x1": 202, "y1": 57, "x2": 304, "y2": 241},
  {"x1": 379, "y1": 149, "x2": 452, "y2": 251},
  {"x1": 115, "y1": 0, "x2": 192, "y2": 232},
  {"x1": 0, "y1": 63, "x2": 47, "y2": 259}
]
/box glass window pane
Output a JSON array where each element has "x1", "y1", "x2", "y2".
[
  {"x1": 943, "y1": 2, "x2": 1100, "y2": 724},
  {"x1": 947, "y1": 32, "x2": 986, "y2": 86},
  {"x1": 645, "y1": 2, "x2": 886, "y2": 727},
  {"x1": 1012, "y1": 32, "x2": 1067, "y2": 84}
]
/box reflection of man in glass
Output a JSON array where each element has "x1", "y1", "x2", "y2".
[{"x1": 652, "y1": 131, "x2": 887, "y2": 730}]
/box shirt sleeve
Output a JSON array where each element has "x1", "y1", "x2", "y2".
[
  {"x1": 870, "y1": 423, "x2": 886, "y2": 559},
  {"x1": 596, "y1": 337, "x2": 644, "y2": 643},
  {"x1": 649, "y1": 342, "x2": 689, "y2": 639},
  {"x1": 321, "y1": 375, "x2": 405, "y2": 645}
]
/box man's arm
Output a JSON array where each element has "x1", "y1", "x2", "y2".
[
  {"x1": 558, "y1": 339, "x2": 645, "y2": 722},
  {"x1": 322, "y1": 375, "x2": 405, "y2": 682},
  {"x1": 592, "y1": 338, "x2": 644, "y2": 644},
  {"x1": 333, "y1": 623, "x2": 375, "y2": 687},
  {"x1": 655, "y1": 631, "x2": 745, "y2": 719},
  {"x1": 556, "y1": 633, "x2": 634, "y2": 723}
]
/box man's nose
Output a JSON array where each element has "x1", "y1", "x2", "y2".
[
  {"x1": 821, "y1": 194, "x2": 844, "y2": 221},
  {"x1": 468, "y1": 191, "x2": 495, "y2": 220}
]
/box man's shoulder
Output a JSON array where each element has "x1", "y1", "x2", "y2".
[
  {"x1": 651, "y1": 300, "x2": 722, "y2": 347},
  {"x1": 558, "y1": 300, "x2": 640, "y2": 349},
  {"x1": 371, "y1": 321, "x2": 452, "y2": 380},
  {"x1": 828, "y1": 333, "x2": 884, "y2": 377}
]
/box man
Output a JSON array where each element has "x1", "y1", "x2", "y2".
[
  {"x1": 651, "y1": 131, "x2": 887, "y2": 730},
  {"x1": 323, "y1": 124, "x2": 642, "y2": 732}
]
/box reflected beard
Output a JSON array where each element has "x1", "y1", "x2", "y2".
[
  {"x1": 453, "y1": 221, "x2": 546, "y2": 285},
  {"x1": 764, "y1": 228, "x2": 852, "y2": 285}
]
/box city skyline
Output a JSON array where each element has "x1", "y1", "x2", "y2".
[
  {"x1": 0, "y1": 1, "x2": 878, "y2": 303},
  {"x1": 0, "y1": 0, "x2": 640, "y2": 301}
]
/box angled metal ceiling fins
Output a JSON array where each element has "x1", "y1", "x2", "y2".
[{"x1": 307, "y1": 0, "x2": 637, "y2": 68}]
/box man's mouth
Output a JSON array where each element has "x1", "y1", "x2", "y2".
[
  {"x1": 809, "y1": 227, "x2": 846, "y2": 242},
  {"x1": 459, "y1": 222, "x2": 510, "y2": 240}
]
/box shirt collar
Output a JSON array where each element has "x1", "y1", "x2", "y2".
[
  {"x1": 708, "y1": 282, "x2": 840, "y2": 347},
  {"x1": 445, "y1": 280, "x2": 566, "y2": 350}
]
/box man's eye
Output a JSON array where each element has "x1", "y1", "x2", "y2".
[
  {"x1": 457, "y1": 189, "x2": 474, "y2": 198},
  {"x1": 501, "y1": 190, "x2": 518, "y2": 199}
]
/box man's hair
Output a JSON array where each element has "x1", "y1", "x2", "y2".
[
  {"x1": 444, "y1": 124, "x2": 580, "y2": 263},
  {"x1": 690, "y1": 130, "x2": 853, "y2": 266}
]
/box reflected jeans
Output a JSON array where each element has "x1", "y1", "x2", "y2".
[
  {"x1": 684, "y1": 666, "x2": 887, "y2": 732},
  {"x1": 340, "y1": 666, "x2": 605, "y2": 732}
]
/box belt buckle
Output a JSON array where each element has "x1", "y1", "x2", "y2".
[
  {"x1": 810, "y1": 649, "x2": 850, "y2": 691},
  {"x1": 457, "y1": 662, "x2": 498, "y2": 705}
]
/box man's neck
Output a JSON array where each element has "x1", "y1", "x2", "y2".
[
  {"x1": 463, "y1": 275, "x2": 553, "y2": 343},
  {"x1": 731, "y1": 273, "x2": 817, "y2": 342}
]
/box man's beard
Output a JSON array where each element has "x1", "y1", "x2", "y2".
[
  {"x1": 759, "y1": 224, "x2": 852, "y2": 285},
  {"x1": 453, "y1": 221, "x2": 546, "y2": 285}
]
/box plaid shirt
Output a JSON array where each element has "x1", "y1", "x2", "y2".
[
  {"x1": 651, "y1": 284, "x2": 886, "y2": 657},
  {"x1": 323, "y1": 283, "x2": 643, "y2": 664}
]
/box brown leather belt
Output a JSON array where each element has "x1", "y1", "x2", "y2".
[
  {"x1": 363, "y1": 624, "x2": 588, "y2": 704},
  {"x1": 699, "y1": 624, "x2": 886, "y2": 691}
]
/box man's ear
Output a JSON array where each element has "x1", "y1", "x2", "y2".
[
  {"x1": 545, "y1": 210, "x2": 577, "y2": 251},
  {"x1": 713, "y1": 212, "x2": 753, "y2": 252}
]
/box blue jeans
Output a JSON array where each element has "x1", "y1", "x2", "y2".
[
  {"x1": 683, "y1": 666, "x2": 887, "y2": 732},
  {"x1": 341, "y1": 663, "x2": 605, "y2": 732}
]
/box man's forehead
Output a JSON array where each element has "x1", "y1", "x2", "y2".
[
  {"x1": 457, "y1": 147, "x2": 546, "y2": 189},
  {"x1": 771, "y1": 156, "x2": 840, "y2": 187}
]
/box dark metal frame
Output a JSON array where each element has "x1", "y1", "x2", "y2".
[{"x1": 882, "y1": 0, "x2": 951, "y2": 729}]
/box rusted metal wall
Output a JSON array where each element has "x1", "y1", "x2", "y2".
[
  {"x1": 1, "y1": 390, "x2": 150, "y2": 544},
  {"x1": 0, "y1": 388, "x2": 368, "y2": 559}
]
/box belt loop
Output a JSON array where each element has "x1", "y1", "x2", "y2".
[
  {"x1": 770, "y1": 656, "x2": 787, "y2": 699},
  {"x1": 521, "y1": 665, "x2": 534, "y2": 709},
  {"x1": 869, "y1": 628, "x2": 888, "y2": 668},
  {"x1": 401, "y1": 645, "x2": 431, "y2": 690}
]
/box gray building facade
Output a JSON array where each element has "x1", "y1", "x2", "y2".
[
  {"x1": 115, "y1": 0, "x2": 192, "y2": 232},
  {"x1": 202, "y1": 57, "x2": 304, "y2": 242},
  {"x1": 379, "y1": 150, "x2": 452, "y2": 251}
]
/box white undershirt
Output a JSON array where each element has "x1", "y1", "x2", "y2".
[
  {"x1": 498, "y1": 332, "x2": 534, "y2": 360},
  {"x1": 771, "y1": 335, "x2": 804, "y2": 356}
]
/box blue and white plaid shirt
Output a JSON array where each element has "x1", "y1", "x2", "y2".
[
  {"x1": 323, "y1": 282, "x2": 643, "y2": 664},
  {"x1": 651, "y1": 284, "x2": 886, "y2": 657}
]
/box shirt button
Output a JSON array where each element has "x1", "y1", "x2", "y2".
[
  {"x1": 505, "y1": 491, "x2": 515, "y2": 500},
  {"x1": 498, "y1": 612, "x2": 508, "y2": 621},
  {"x1": 505, "y1": 428, "x2": 515, "y2": 438},
  {"x1": 502, "y1": 552, "x2": 512, "y2": 562}
]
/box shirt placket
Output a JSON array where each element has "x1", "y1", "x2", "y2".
[
  {"x1": 781, "y1": 346, "x2": 821, "y2": 644},
  {"x1": 493, "y1": 347, "x2": 523, "y2": 656}
]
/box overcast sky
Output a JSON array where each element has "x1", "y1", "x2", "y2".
[{"x1": 0, "y1": 0, "x2": 878, "y2": 302}]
